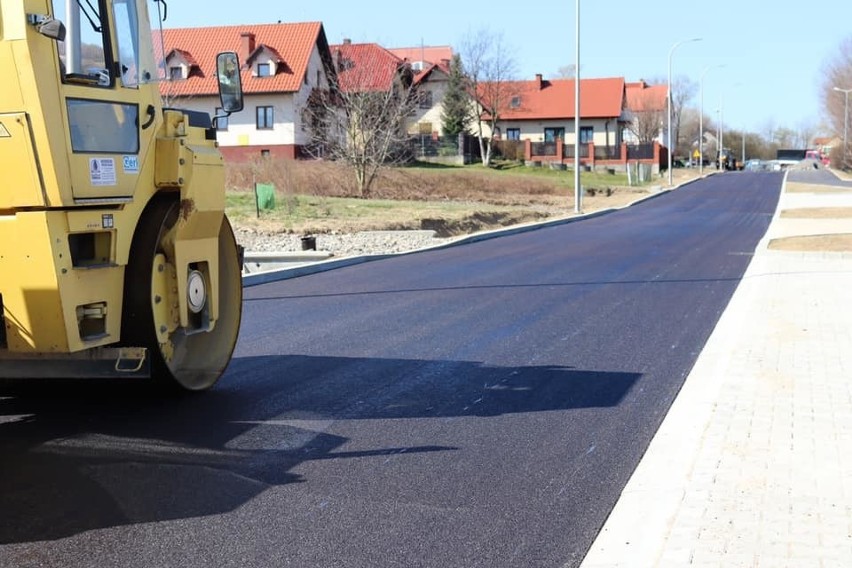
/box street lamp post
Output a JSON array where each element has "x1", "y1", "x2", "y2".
[
  {"x1": 699, "y1": 64, "x2": 724, "y2": 175},
  {"x1": 716, "y1": 108, "x2": 721, "y2": 169},
  {"x1": 834, "y1": 86, "x2": 851, "y2": 164},
  {"x1": 717, "y1": 95, "x2": 724, "y2": 170},
  {"x1": 667, "y1": 37, "x2": 701, "y2": 186},
  {"x1": 574, "y1": 0, "x2": 581, "y2": 213}
]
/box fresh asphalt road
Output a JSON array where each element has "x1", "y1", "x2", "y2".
[{"x1": 0, "y1": 172, "x2": 783, "y2": 568}]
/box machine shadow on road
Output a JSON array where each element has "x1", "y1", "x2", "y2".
[{"x1": 0, "y1": 355, "x2": 640, "y2": 545}]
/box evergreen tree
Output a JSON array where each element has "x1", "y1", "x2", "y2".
[{"x1": 441, "y1": 54, "x2": 471, "y2": 138}]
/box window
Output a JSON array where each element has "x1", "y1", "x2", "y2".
[
  {"x1": 169, "y1": 66, "x2": 183, "y2": 80},
  {"x1": 113, "y1": 0, "x2": 144, "y2": 87},
  {"x1": 419, "y1": 90, "x2": 433, "y2": 109},
  {"x1": 67, "y1": 99, "x2": 139, "y2": 154},
  {"x1": 256, "y1": 106, "x2": 274, "y2": 129},
  {"x1": 506, "y1": 128, "x2": 520, "y2": 141},
  {"x1": 544, "y1": 127, "x2": 564, "y2": 142},
  {"x1": 510, "y1": 96, "x2": 521, "y2": 109},
  {"x1": 215, "y1": 108, "x2": 228, "y2": 131},
  {"x1": 53, "y1": 0, "x2": 110, "y2": 87},
  {"x1": 257, "y1": 63, "x2": 271, "y2": 77},
  {"x1": 260, "y1": 149, "x2": 271, "y2": 157},
  {"x1": 580, "y1": 126, "x2": 594, "y2": 144}
]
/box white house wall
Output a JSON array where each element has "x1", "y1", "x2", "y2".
[
  {"x1": 213, "y1": 93, "x2": 298, "y2": 147},
  {"x1": 167, "y1": 44, "x2": 331, "y2": 149},
  {"x1": 293, "y1": 46, "x2": 331, "y2": 144}
]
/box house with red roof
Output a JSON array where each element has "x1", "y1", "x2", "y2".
[
  {"x1": 624, "y1": 80, "x2": 668, "y2": 144},
  {"x1": 157, "y1": 21, "x2": 335, "y2": 160},
  {"x1": 479, "y1": 74, "x2": 666, "y2": 172},
  {"x1": 484, "y1": 75, "x2": 628, "y2": 147},
  {"x1": 332, "y1": 41, "x2": 454, "y2": 138},
  {"x1": 387, "y1": 46, "x2": 453, "y2": 137},
  {"x1": 388, "y1": 46, "x2": 453, "y2": 73},
  {"x1": 332, "y1": 40, "x2": 409, "y2": 93}
]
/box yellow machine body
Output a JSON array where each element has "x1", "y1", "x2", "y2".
[{"x1": 0, "y1": 0, "x2": 242, "y2": 385}]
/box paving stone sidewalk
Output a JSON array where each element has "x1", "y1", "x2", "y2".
[{"x1": 580, "y1": 174, "x2": 852, "y2": 568}]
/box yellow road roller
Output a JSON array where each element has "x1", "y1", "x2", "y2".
[{"x1": 0, "y1": 0, "x2": 244, "y2": 390}]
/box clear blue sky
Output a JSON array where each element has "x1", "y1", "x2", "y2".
[{"x1": 164, "y1": 0, "x2": 851, "y2": 136}]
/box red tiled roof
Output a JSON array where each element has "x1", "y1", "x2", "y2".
[
  {"x1": 388, "y1": 46, "x2": 453, "y2": 65},
  {"x1": 331, "y1": 42, "x2": 404, "y2": 92},
  {"x1": 813, "y1": 136, "x2": 837, "y2": 145},
  {"x1": 482, "y1": 76, "x2": 626, "y2": 120},
  {"x1": 413, "y1": 61, "x2": 450, "y2": 86},
  {"x1": 155, "y1": 22, "x2": 326, "y2": 97},
  {"x1": 625, "y1": 81, "x2": 667, "y2": 113}
]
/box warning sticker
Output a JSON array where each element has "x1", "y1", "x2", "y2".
[
  {"x1": 0, "y1": 122, "x2": 10, "y2": 138},
  {"x1": 89, "y1": 158, "x2": 116, "y2": 186}
]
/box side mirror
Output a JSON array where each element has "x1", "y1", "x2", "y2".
[
  {"x1": 27, "y1": 15, "x2": 66, "y2": 41},
  {"x1": 216, "y1": 52, "x2": 244, "y2": 114}
]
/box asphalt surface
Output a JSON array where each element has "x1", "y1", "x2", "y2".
[
  {"x1": 0, "y1": 172, "x2": 783, "y2": 568},
  {"x1": 788, "y1": 166, "x2": 852, "y2": 186}
]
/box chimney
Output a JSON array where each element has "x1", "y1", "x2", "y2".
[
  {"x1": 240, "y1": 32, "x2": 256, "y2": 62},
  {"x1": 535, "y1": 73, "x2": 543, "y2": 89}
]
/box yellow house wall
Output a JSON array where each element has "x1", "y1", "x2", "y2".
[{"x1": 496, "y1": 117, "x2": 621, "y2": 146}]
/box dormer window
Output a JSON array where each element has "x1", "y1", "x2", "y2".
[
  {"x1": 510, "y1": 96, "x2": 521, "y2": 109},
  {"x1": 257, "y1": 62, "x2": 271, "y2": 77},
  {"x1": 164, "y1": 49, "x2": 199, "y2": 81}
]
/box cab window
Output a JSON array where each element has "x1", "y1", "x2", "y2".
[{"x1": 52, "y1": 0, "x2": 112, "y2": 87}]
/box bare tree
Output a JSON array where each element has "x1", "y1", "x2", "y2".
[
  {"x1": 671, "y1": 76, "x2": 697, "y2": 156},
  {"x1": 647, "y1": 74, "x2": 695, "y2": 156},
  {"x1": 626, "y1": 92, "x2": 665, "y2": 143},
  {"x1": 304, "y1": 48, "x2": 417, "y2": 197},
  {"x1": 821, "y1": 35, "x2": 852, "y2": 167},
  {"x1": 772, "y1": 126, "x2": 797, "y2": 149},
  {"x1": 460, "y1": 28, "x2": 518, "y2": 166},
  {"x1": 795, "y1": 119, "x2": 817, "y2": 149},
  {"x1": 554, "y1": 64, "x2": 576, "y2": 79}
]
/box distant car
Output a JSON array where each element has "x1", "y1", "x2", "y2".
[{"x1": 744, "y1": 159, "x2": 763, "y2": 171}]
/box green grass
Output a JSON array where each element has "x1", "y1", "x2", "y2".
[
  {"x1": 224, "y1": 158, "x2": 664, "y2": 234},
  {"x1": 404, "y1": 160, "x2": 634, "y2": 188},
  {"x1": 225, "y1": 191, "x2": 548, "y2": 234}
]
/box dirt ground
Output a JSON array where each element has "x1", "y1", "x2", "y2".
[
  {"x1": 768, "y1": 234, "x2": 852, "y2": 252},
  {"x1": 435, "y1": 168, "x2": 700, "y2": 233},
  {"x1": 768, "y1": 181, "x2": 852, "y2": 252}
]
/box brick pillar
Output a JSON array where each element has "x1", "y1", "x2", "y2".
[
  {"x1": 525, "y1": 139, "x2": 532, "y2": 161},
  {"x1": 556, "y1": 138, "x2": 564, "y2": 162},
  {"x1": 588, "y1": 142, "x2": 595, "y2": 168},
  {"x1": 621, "y1": 143, "x2": 628, "y2": 163}
]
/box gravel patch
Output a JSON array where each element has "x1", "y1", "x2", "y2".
[{"x1": 234, "y1": 227, "x2": 455, "y2": 257}]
